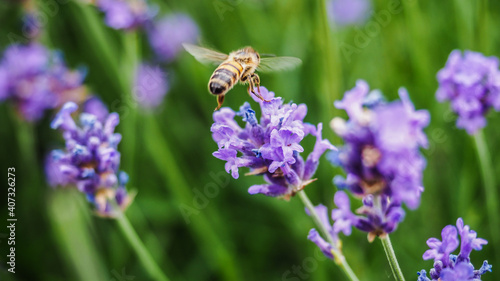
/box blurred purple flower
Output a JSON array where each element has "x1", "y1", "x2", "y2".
[
  {"x1": 328, "y1": 80, "x2": 429, "y2": 240},
  {"x1": 148, "y1": 13, "x2": 199, "y2": 62},
  {"x1": 0, "y1": 67, "x2": 8, "y2": 100},
  {"x1": 83, "y1": 96, "x2": 109, "y2": 122},
  {"x1": 0, "y1": 44, "x2": 86, "y2": 122},
  {"x1": 436, "y1": 50, "x2": 500, "y2": 135},
  {"x1": 97, "y1": 0, "x2": 156, "y2": 30},
  {"x1": 419, "y1": 218, "x2": 491, "y2": 281},
  {"x1": 46, "y1": 102, "x2": 133, "y2": 217},
  {"x1": 133, "y1": 63, "x2": 168, "y2": 109},
  {"x1": 211, "y1": 86, "x2": 335, "y2": 199},
  {"x1": 327, "y1": 0, "x2": 372, "y2": 26}
]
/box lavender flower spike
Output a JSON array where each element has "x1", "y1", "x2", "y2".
[
  {"x1": 148, "y1": 13, "x2": 199, "y2": 62},
  {"x1": 96, "y1": 0, "x2": 156, "y2": 30},
  {"x1": 46, "y1": 102, "x2": 133, "y2": 217},
  {"x1": 436, "y1": 50, "x2": 500, "y2": 135},
  {"x1": 328, "y1": 80, "x2": 429, "y2": 241},
  {"x1": 418, "y1": 218, "x2": 491, "y2": 281},
  {"x1": 211, "y1": 86, "x2": 335, "y2": 200},
  {"x1": 83, "y1": 96, "x2": 109, "y2": 122},
  {"x1": 327, "y1": 0, "x2": 372, "y2": 27},
  {"x1": 0, "y1": 44, "x2": 86, "y2": 122},
  {"x1": 133, "y1": 63, "x2": 169, "y2": 109}
]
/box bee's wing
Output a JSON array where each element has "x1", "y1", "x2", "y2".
[
  {"x1": 183, "y1": 43, "x2": 228, "y2": 65},
  {"x1": 257, "y1": 56, "x2": 302, "y2": 73}
]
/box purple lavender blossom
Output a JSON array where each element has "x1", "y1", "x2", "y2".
[
  {"x1": 46, "y1": 102, "x2": 133, "y2": 217},
  {"x1": 418, "y1": 218, "x2": 491, "y2": 281},
  {"x1": 83, "y1": 96, "x2": 109, "y2": 122},
  {"x1": 327, "y1": 0, "x2": 372, "y2": 26},
  {"x1": 148, "y1": 13, "x2": 199, "y2": 62},
  {"x1": 133, "y1": 63, "x2": 168, "y2": 109},
  {"x1": 331, "y1": 191, "x2": 357, "y2": 236},
  {"x1": 307, "y1": 190, "x2": 404, "y2": 259},
  {"x1": 96, "y1": 0, "x2": 155, "y2": 30},
  {"x1": 308, "y1": 229, "x2": 335, "y2": 259},
  {"x1": 305, "y1": 203, "x2": 342, "y2": 260},
  {"x1": 436, "y1": 50, "x2": 500, "y2": 135},
  {"x1": 422, "y1": 225, "x2": 459, "y2": 267},
  {"x1": 0, "y1": 44, "x2": 86, "y2": 122},
  {"x1": 328, "y1": 80, "x2": 429, "y2": 241},
  {"x1": 211, "y1": 86, "x2": 335, "y2": 199}
]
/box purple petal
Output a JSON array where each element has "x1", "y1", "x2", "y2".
[
  {"x1": 334, "y1": 80, "x2": 369, "y2": 121},
  {"x1": 248, "y1": 184, "x2": 288, "y2": 197},
  {"x1": 307, "y1": 229, "x2": 334, "y2": 259},
  {"x1": 51, "y1": 102, "x2": 78, "y2": 130},
  {"x1": 83, "y1": 96, "x2": 109, "y2": 122},
  {"x1": 303, "y1": 123, "x2": 336, "y2": 180}
]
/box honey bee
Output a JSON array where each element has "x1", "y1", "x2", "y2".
[{"x1": 183, "y1": 44, "x2": 302, "y2": 111}]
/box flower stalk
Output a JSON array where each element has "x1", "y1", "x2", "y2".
[
  {"x1": 380, "y1": 235, "x2": 406, "y2": 281},
  {"x1": 143, "y1": 114, "x2": 243, "y2": 281},
  {"x1": 477, "y1": 0, "x2": 489, "y2": 53},
  {"x1": 70, "y1": 1, "x2": 122, "y2": 91},
  {"x1": 316, "y1": 0, "x2": 342, "y2": 126},
  {"x1": 115, "y1": 210, "x2": 170, "y2": 281},
  {"x1": 119, "y1": 31, "x2": 140, "y2": 180},
  {"x1": 13, "y1": 112, "x2": 37, "y2": 170},
  {"x1": 298, "y1": 190, "x2": 360, "y2": 281},
  {"x1": 473, "y1": 130, "x2": 500, "y2": 258}
]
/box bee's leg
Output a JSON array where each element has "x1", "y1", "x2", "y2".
[
  {"x1": 252, "y1": 73, "x2": 261, "y2": 94},
  {"x1": 214, "y1": 94, "x2": 225, "y2": 111},
  {"x1": 244, "y1": 74, "x2": 255, "y2": 94},
  {"x1": 247, "y1": 78, "x2": 261, "y2": 100},
  {"x1": 248, "y1": 73, "x2": 268, "y2": 102}
]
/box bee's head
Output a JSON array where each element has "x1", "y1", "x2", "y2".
[{"x1": 233, "y1": 47, "x2": 260, "y2": 65}]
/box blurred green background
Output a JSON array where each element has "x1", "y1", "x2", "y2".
[{"x1": 0, "y1": 0, "x2": 499, "y2": 280}]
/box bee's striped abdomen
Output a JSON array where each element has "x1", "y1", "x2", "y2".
[{"x1": 208, "y1": 61, "x2": 243, "y2": 95}]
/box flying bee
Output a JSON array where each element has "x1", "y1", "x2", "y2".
[{"x1": 183, "y1": 44, "x2": 302, "y2": 111}]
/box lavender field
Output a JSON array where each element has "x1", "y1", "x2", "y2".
[{"x1": 0, "y1": 0, "x2": 498, "y2": 280}]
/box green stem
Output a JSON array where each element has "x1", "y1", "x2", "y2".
[
  {"x1": 453, "y1": 0, "x2": 474, "y2": 50},
  {"x1": 13, "y1": 114, "x2": 37, "y2": 171},
  {"x1": 477, "y1": 0, "x2": 489, "y2": 53},
  {"x1": 122, "y1": 31, "x2": 140, "y2": 85},
  {"x1": 49, "y1": 189, "x2": 108, "y2": 281},
  {"x1": 297, "y1": 191, "x2": 359, "y2": 281},
  {"x1": 143, "y1": 114, "x2": 242, "y2": 281},
  {"x1": 120, "y1": 31, "x2": 140, "y2": 180},
  {"x1": 70, "y1": 1, "x2": 123, "y2": 92},
  {"x1": 33, "y1": 0, "x2": 52, "y2": 47},
  {"x1": 116, "y1": 212, "x2": 170, "y2": 281},
  {"x1": 402, "y1": 0, "x2": 432, "y2": 92},
  {"x1": 114, "y1": 32, "x2": 166, "y2": 280},
  {"x1": 316, "y1": 0, "x2": 342, "y2": 139},
  {"x1": 380, "y1": 235, "x2": 405, "y2": 281},
  {"x1": 473, "y1": 130, "x2": 500, "y2": 256}
]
